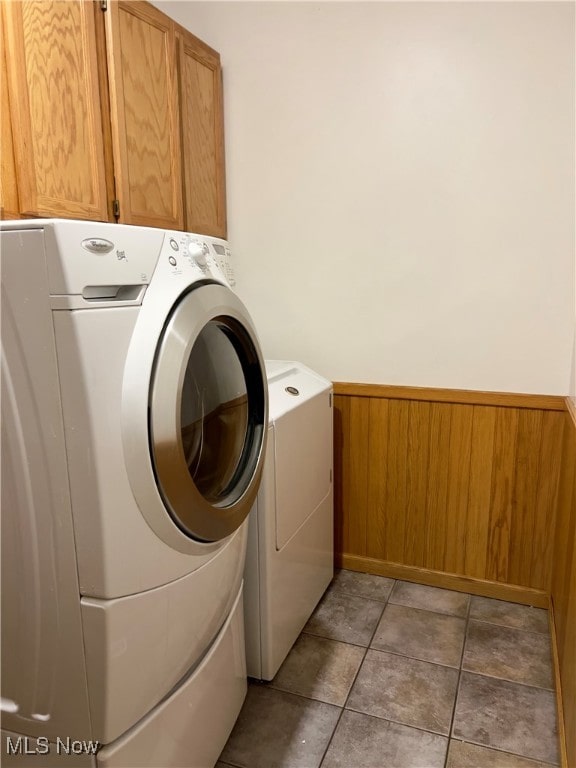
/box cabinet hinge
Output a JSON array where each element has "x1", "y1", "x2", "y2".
[
  {"x1": 329, "y1": 393, "x2": 332, "y2": 408},
  {"x1": 112, "y1": 199, "x2": 120, "y2": 219},
  {"x1": 100, "y1": 0, "x2": 108, "y2": 11}
]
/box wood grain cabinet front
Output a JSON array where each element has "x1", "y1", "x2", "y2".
[
  {"x1": 104, "y1": 0, "x2": 183, "y2": 229},
  {"x1": 2, "y1": 0, "x2": 110, "y2": 221},
  {"x1": 178, "y1": 26, "x2": 227, "y2": 239},
  {"x1": 0, "y1": 8, "x2": 19, "y2": 220},
  {"x1": 1, "y1": 0, "x2": 227, "y2": 235}
]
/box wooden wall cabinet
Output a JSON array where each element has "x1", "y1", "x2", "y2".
[
  {"x1": 104, "y1": 1, "x2": 183, "y2": 229},
  {"x1": 2, "y1": 0, "x2": 110, "y2": 221},
  {"x1": 0, "y1": 9, "x2": 19, "y2": 220},
  {"x1": 178, "y1": 26, "x2": 227, "y2": 239},
  {"x1": 1, "y1": 0, "x2": 227, "y2": 235}
]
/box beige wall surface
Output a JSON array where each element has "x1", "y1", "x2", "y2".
[
  {"x1": 571, "y1": 330, "x2": 575, "y2": 403},
  {"x1": 158, "y1": 1, "x2": 575, "y2": 395}
]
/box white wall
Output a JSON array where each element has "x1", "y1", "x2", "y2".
[
  {"x1": 572, "y1": 310, "x2": 576, "y2": 403},
  {"x1": 160, "y1": 1, "x2": 575, "y2": 394}
]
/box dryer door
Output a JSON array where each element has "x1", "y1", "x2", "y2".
[{"x1": 149, "y1": 283, "x2": 267, "y2": 542}]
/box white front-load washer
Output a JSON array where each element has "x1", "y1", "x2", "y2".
[{"x1": 1, "y1": 220, "x2": 268, "y2": 767}]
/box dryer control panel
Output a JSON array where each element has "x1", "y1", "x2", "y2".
[{"x1": 163, "y1": 232, "x2": 235, "y2": 287}]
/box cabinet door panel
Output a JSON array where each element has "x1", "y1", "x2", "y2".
[
  {"x1": 179, "y1": 31, "x2": 227, "y2": 238},
  {"x1": 105, "y1": 1, "x2": 183, "y2": 229},
  {"x1": 3, "y1": 0, "x2": 109, "y2": 221},
  {"x1": 1, "y1": 9, "x2": 19, "y2": 219}
]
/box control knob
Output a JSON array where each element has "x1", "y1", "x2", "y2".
[{"x1": 187, "y1": 241, "x2": 208, "y2": 267}]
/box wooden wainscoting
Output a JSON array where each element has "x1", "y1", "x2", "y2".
[
  {"x1": 550, "y1": 400, "x2": 576, "y2": 767},
  {"x1": 333, "y1": 383, "x2": 566, "y2": 606}
]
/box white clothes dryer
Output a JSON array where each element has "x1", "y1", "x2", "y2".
[
  {"x1": 1, "y1": 220, "x2": 268, "y2": 767},
  {"x1": 244, "y1": 361, "x2": 334, "y2": 681}
]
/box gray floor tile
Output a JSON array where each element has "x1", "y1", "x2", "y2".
[
  {"x1": 321, "y1": 709, "x2": 448, "y2": 768},
  {"x1": 225, "y1": 576, "x2": 558, "y2": 767},
  {"x1": 463, "y1": 620, "x2": 553, "y2": 689},
  {"x1": 447, "y1": 740, "x2": 556, "y2": 767},
  {"x1": 304, "y1": 589, "x2": 385, "y2": 646},
  {"x1": 270, "y1": 633, "x2": 365, "y2": 706},
  {"x1": 389, "y1": 580, "x2": 470, "y2": 617},
  {"x1": 346, "y1": 648, "x2": 459, "y2": 735},
  {"x1": 219, "y1": 685, "x2": 340, "y2": 768},
  {"x1": 371, "y1": 603, "x2": 466, "y2": 667},
  {"x1": 470, "y1": 596, "x2": 549, "y2": 634},
  {"x1": 452, "y1": 672, "x2": 559, "y2": 765},
  {"x1": 329, "y1": 569, "x2": 395, "y2": 602}
]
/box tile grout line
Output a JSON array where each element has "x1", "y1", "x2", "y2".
[
  {"x1": 468, "y1": 615, "x2": 552, "y2": 638},
  {"x1": 360, "y1": 641, "x2": 467, "y2": 673},
  {"x1": 449, "y1": 735, "x2": 560, "y2": 767},
  {"x1": 457, "y1": 667, "x2": 556, "y2": 693},
  {"x1": 299, "y1": 629, "x2": 375, "y2": 651},
  {"x1": 443, "y1": 590, "x2": 473, "y2": 768},
  {"x1": 342, "y1": 705, "x2": 459, "y2": 740},
  {"x1": 315, "y1": 578, "x2": 396, "y2": 768}
]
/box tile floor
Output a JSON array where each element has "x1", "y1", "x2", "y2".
[{"x1": 217, "y1": 569, "x2": 560, "y2": 768}]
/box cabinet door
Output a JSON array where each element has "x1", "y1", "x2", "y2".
[
  {"x1": 1, "y1": 10, "x2": 19, "y2": 220},
  {"x1": 105, "y1": 1, "x2": 183, "y2": 230},
  {"x1": 2, "y1": 1, "x2": 109, "y2": 221},
  {"x1": 178, "y1": 28, "x2": 227, "y2": 239}
]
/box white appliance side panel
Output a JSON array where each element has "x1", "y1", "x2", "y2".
[
  {"x1": 243, "y1": 498, "x2": 265, "y2": 680},
  {"x1": 274, "y1": 390, "x2": 332, "y2": 550},
  {"x1": 53, "y1": 308, "x2": 222, "y2": 598},
  {"x1": 96, "y1": 586, "x2": 247, "y2": 768},
  {"x1": 260, "y1": 490, "x2": 334, "y2": 680},
  {"x1": 80, "y1": 522, "x2": 247, "y2": 744},
  {"x1": 1, "y1": 731, "x2": 96, "y2": 768},
  {"x1": 1, "y1": 230, "x2": 92, "y2": 740}
]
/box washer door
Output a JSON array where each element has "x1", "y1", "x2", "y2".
[{"x1": 149, "y1": 283, "x2": 267, "y2": 542}]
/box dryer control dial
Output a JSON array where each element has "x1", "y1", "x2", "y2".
[{"x1": 187, "y1": 241, "x2": 208, "y2": 267}]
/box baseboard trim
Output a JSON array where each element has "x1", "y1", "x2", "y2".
[
  {"x1": 338, "y1": 554, "x2": 550, "y2": 608},
  {"x1": 333, "y1": 382, "x2": 565, "y2": 411},
  {"x1": 549, "y1": 599, "x2": 569, "y2": 768}
]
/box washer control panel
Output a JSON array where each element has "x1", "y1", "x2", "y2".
[
  {"x1": 160, "y1": 232, "x2": 235, "y2": 286},
  {"x1": 212, "y1": 242, "x2": 235, "y2": 286}
]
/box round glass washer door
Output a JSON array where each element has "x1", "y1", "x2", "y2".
[{"x1": 149, "y1": 282, "x2": 267, "y2": 542}]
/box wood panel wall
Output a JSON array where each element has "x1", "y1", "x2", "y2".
[
  {"x1": 333, "y1": 383, "x2": 565, "y2": 606},
  {"x1": 550, "y1": 401, "x2": 576, "y2": 767},
  {"x1": 333, "y1": 383, "x2": 575, "y2": 764}
]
